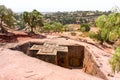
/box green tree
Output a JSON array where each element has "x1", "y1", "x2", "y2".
[
  {"x1": 97, "y1": 27, "x2": 110, "y2": 43},
  {"x1": 41, "y1": 22, "x2": 64, "y2": 33},
  {"x1": 95, "y1": 12, "x2": 120, "y2": 43},
  {"x1": 0, "y1": 5, "x2": 15, "y2": 33},
  {"x1": 109, "y1": 46, "x2": 120, "y2": 73},
  {"x1": 80, "y1": 23, "x2": 90, "y2": 32},
  {"x1": 95, "y1": 15, "x2": 107, "y2": 28},
  {"x1": 51, "y1": 22, "x2": 63, "y2": 32},
  {"x1": 22, "y1": 9, "x2": 44, "y2": 33},
  {"x1": 42, "y1": 23, "x2": 53, "y2": 33}
]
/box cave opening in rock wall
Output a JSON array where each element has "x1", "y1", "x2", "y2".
[{"x1": 11, "y1": 42, "x2": 84, "y2": 69}]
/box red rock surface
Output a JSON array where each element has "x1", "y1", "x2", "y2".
[
  {"x1": 0, "y1": 48, "x2": 102, "y2": 80},
  {"x1": 0, "y1": 31, "x2": 120, "y2": 80}
]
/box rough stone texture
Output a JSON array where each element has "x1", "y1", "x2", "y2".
[
  {"x1": 10, "y1": 42, "x2": 85, "y2": 68},
  {"x1": 10, "y1": 41, "x2": 106, "y2": 79},
  {"x1": 68, "y1": 45, "x2": 84, "y2": 68},
  {"x1": 0, "y1": 38, "x2": 120, "y2": 80},
  {"x1": 0, "y1": 48, "x2": 102, "y2": 80},
  {"x1": 36, "y1": 55, "x2": 57, "y2": 64},
  {"x1": 83, "y1": 48, "x2": 107, "y2": 80},
  {"x1": 29, "y1": 43, "x2": 68, "y2": 66},
  {"x1": 57, "y1": 52, "x2": 68, "y2": 67}
]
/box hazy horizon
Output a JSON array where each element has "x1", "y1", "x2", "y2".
[{"x1": 0, "y1": 0, "x2": 120, "y2": 12}]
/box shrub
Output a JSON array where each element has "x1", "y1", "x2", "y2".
[
  {"x1": 109, "y1": 46, "x2": 120, "y2": 73},
  {"x1": 80, "y1": 23, "x2": 90, "y2": 32},
  {"x1": 41, "y1": 24, "x2": 52, "y2": 33},
  {"x1": 108, "y1": 31, "x2": 118, "y2": 42},
  {"x1": 41, "y1": 22, "x2": 64, "y2": 33},
  {"x1": 89, "y1": 32, "x2": 97, "y2": 39},
  {"x1": 70, "y1": 31, "x2": 76, "y2": 36},
  {"x1": 97, "y1": 28, "x2": 109, "y2": 43},
  {"x1": 95, "y1": 14, "x2": 107, "y2": 28},
  {"x1": 51, "y1": 22, "x2": 63, "y2": 32}
]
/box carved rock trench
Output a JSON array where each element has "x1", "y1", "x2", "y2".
[{"x1": 8, "y1": 41, "x2": 107, "y2": 80}]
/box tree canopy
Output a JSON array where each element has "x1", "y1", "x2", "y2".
[
  {"x1": 110, "y1": 46, "x2": 120, "y2": 73},
  {"x1": 42, "y1": 22, "x2": 63, "y2": 33},
  {"x1": 22, "y1": 9, "x2": 44, "y2": 33},
  {"x1": 0, "y1": 5, "x2": 15, "y2": 33},
  {"x1": 44, "y1": 11, "x2": 110, "y2": 25},
  {"x1": 95, "y1": 12, "x2": 120, "y2": 43}
]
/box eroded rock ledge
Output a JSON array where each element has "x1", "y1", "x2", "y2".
[
  {"x1": 0, "y1": 38, "x2": 117, "y2": 80},
  {"x1": 0, "y1": 48, "x2": 102, "y2": 80}
]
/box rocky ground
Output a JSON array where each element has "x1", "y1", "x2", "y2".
[
  {"x1": 0, "y1": 48, "x2": 103, "y2": 80},
  {"x1": 0, "y1": 30, "x2": 119, "y2": 80}
]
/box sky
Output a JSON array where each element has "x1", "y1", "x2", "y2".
[{"x1": 0, "y1": 0, "x2": 120, "y2": 12}]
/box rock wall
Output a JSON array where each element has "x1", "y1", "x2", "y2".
[
  {"x1": 10, "y1": 42, "x2": 43, "y2": 55},
  {"x1": 83, "y1": 47, "x2": 108, "y2": 80},
  {"x1": 0, "y1": 48, "x2": 103, "y2": 80},
  {"x1": 68, "y1": 45, "x2": 84, "y2": 68},
  {"x1": 36, "y1": 55, "x2": 57, "y2": 64},
  {"x1": 9, "y1": 41, "x2": 108, "y2": 79},
  {"x1": 57, "y1": 52, "x2": 68, "y2": 67}
]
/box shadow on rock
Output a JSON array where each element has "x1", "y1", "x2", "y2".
[
  {"x1": 28, "y1": 32, "x2": 46, "y2": 39},
  {"x1": 0, "y1": 33, "x2": 18, "y2": 43}
]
